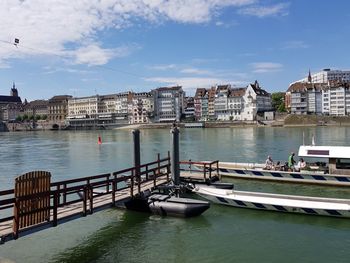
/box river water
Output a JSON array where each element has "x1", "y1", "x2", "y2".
[{"x1": 1, "y1": 127, "x2": 350, "y2": 262}]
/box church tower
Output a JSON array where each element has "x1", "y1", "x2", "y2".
[
  {"x1": 11, "y1": 82, "x2": 18, "y2": 97},
  {"x1": 307, "y1": 69, "x2": 312, "y2": 83}
]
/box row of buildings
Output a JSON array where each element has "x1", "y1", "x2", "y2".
[
  {"x1": 0, "y1": 81, "x2": 273, "y2": 128},
  {"x1": 285, "y1": 69, "x2": 350, "y2": 116}
]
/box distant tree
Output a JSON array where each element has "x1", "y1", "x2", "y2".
[
  {"x1": 42, "y1": 115, "x2": 48, "y2": 120},
  {"x1": 271, "y1": 92, "x2": 286, "y2": 112},
  {"x1": 35, "y1": 115, "x2": 41, "y2": 121},
  {"x1": 16, "y1": 115, "x2": 22, "y2": 122},
  {"x1": 22, "y1": 114, "x2": 29, "y2": 121},
  {"x1": 29, "y1": 115, "x2": 34, "y2": 120}
]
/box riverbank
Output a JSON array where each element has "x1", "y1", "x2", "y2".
[
  {"x1": 2, "y1": 115, "x2": 350, "y2": 132},
  {"x1": 284, "y1": 115, "x2": 350, "y2": 127}
]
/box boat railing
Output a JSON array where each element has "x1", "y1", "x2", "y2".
[{"x1": 179, "y1": 160, "x2": 220, "y2": 180}]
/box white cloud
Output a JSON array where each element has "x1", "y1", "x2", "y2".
[
  {"x1": 72, "y1": 44, "x2": 135, "y2": 66},
  {"x1": 251, "y1": 62, "x2": 283, "y2": 73},
  {"x1": 180, "y1": 67, "x2": 213, "y2": 75},
  {"x1": 239, "y1": 3, "x2": 289, "y2": 18},
  {"x1": 281, "y1": 40, "x2": 309, "y2": 50},
  {"x1": 0, "y1": 0, "x2": 256, "y2": 66},
  {"x1": 148, "y1": 64, "x2": 177, "y2": 70}
]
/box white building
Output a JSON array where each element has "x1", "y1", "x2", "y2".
[
  {"x1": 214, "y1": 85, "x2": 230, "y2": 120},
  {"x1": 297, "y1": 69, "x2": 350, "y2": 83},
  {"x1": 287, "y1": 81, "x2": 350, "y2": 116},
  {"x1": 152, "y1": 86, "x2": 184, "y2": 123}
]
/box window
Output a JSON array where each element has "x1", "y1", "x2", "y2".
[{"x1": 336, "y1": 159, "x2": 350, "y2": 169}]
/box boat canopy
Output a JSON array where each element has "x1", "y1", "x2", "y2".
[{"x1": 298, "y1": 145, "x2": 350, "y2": 159}]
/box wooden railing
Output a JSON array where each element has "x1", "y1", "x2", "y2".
[
  {"x1": 0, "y1": 154, "x2": 171, "y2": 240},
  {"x1": 179, "y1": 160, "x2": 220, "y2": 180}
]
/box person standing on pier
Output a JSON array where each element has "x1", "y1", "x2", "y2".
[
  {"x1": 265, "y1": 155, "x2": 274, "y2": 170},
  {"x1": 288, "y1": 152, "x2": 296, "y2": 171}
]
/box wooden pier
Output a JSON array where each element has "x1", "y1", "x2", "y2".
[{"x1": 0, "y1": 154, "x2": 171, "y2": 243}]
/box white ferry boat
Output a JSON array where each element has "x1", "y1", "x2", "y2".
[
  {"x1": 198, "y1": 145, "x2": 350, "y2": 186},
  {"x1": 192, "y1": 186, "x2": 350, "y2": 218}
]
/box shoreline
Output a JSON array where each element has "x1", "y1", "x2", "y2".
[{"x1": 2, "y1": 115, "x2": 350, "y2": 132}]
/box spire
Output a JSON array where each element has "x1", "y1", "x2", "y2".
[
  {"x1": 308, "y1": 69, "x2": 312, "y2": 83},
  {"x1": 11, "y1": 82, "x2": 18, "y2": 97}
]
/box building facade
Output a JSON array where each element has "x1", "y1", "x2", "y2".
[
  {"x1": 48, "y1": 95, "x2": 72, "y2": 124},
  {"x1": 128, "y1": 92, "x2": 154, "y2": 124},
  {"x1": 0, "y1": 83, "x2": 22, "y2": 121},
  {"x1": 152, "y1": 86, "x2": 184, "y2": 123},
  {"x1": 193, "y1": 81, "x2": 272, "y2": 121},
  {"x1": 286, "y1": 81, "x2": 350, "y2": 116}
]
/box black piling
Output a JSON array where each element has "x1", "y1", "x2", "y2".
[
  {"x1": 170, "y1": 126, "x2": 180, "y2": 195},
  {"x1": 133, "y1": 129, "x2": 141, "y2": 194}
]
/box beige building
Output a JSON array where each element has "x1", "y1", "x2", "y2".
[
  {"x1": 23, "y1": 100, "x2": 49, "y2": 118},
  {"x1": 48, "y1": 95, "x2": 72, "y2": 124},
  {"x1": 128, "y1": 92, "x2": 154, "y2": 124}
]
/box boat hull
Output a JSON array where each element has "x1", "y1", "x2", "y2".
[{"x1": 193, "y1": 186, "x2": 350, "y2": 218}]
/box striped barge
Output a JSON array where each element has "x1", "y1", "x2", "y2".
[{"x1": 199, "y1": 145, "x2": 350, "y2": 186}]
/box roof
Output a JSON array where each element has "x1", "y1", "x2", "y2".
[
  {"x1": 156, "y1": 86, "x2": 182, "y2": 91},
  {"x1": 287, "y1": 82, "x2": 325, "y2": 92},
  {"x1": 0, "y1": 96, "x2": 22, "y2": 103},
  {"x1": 298, "y1": 145, "x2": 350, "y2": 159},
  {"x1": 49, "y1": 95, "x2": 73, "y2": 101},
  {"x1": 229, "y1": 87, "x2": 246, "y2": 97},
  {"x1": 249, "y1": 82, "x2": 270, "y2": 96},
  {"x1": 195, "y1": 88, "x2": 207, "y2": 98}
]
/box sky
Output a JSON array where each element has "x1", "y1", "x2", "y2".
[{"x1": 0, "y1": 0, "x2": 349, "y2": 101}]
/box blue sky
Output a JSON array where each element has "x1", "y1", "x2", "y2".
[{"x1": 0, "y1": 0, "x2": 349, "y2": 101}]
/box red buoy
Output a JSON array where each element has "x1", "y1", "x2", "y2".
[{"x1": 98, "y1": 135, "x2": 102, "y2": 145}]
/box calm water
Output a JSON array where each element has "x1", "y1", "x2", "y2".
[{"x1": 1, "y1": 127, "x2": 350, "y2": 262}]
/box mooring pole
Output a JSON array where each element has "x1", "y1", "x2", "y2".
[
  {"x1": 133, "y1": 129, "x2": 141, "y2": 194},
  {"x1": 171, "y1": 126, "x2": 180, "y2": 196}
]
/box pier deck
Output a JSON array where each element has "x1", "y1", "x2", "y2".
[{"x1": 0, "y1": 155, "x2": 173, "y2": 243}]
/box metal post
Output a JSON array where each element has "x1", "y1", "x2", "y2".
[
  {"x1": 133, "y1": 129, "x2": 141, "y2": 194},
  {"x1": 171, "y1": 126, "x2": 180, "y2": 186}
]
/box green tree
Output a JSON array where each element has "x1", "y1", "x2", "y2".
[
  {"x1": 271, "y1": 92, "x2": 286, "y2": 112},
  {"x1": 42, "y1": 115, "x2": 48, "y2": 120},
  {"x1": 16, "y1": 115, "x2": 23, "y2": 122},
  {"x1": 22, "y1": 114, "x2": 29, "y2": 121}
]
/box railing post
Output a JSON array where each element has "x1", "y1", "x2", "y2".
[
  {"x1": 89, "y1": 185, "x2": 93, "y2": 214},
  {"x1": 63, "y1": 183, "x2": 67, "y2": 205},
  {"x1": 130, "y1": 170, "x2": 134, "y2": 197},
  {"x1": 13, "y1": 198, "x2": 19, "y2": 239},
  {"x1": 53, "y1": 191, "x2": 58, "y2": 227},
  {"x1": 204, "y1": 164, "x2": 207, "y2": 180},
  {"x1": 56, "y1": 185, "x2": 60, "y2": 207},
  {"x1": 83, "y1": 186, "x2": 87, "y2": 216},
  {"x1": 111, "y1": 175, "x2": 116, "y2": 207},
  {"x1": 106, "y1": 174, "x2": 110, "y2": 193},
  {"x1": 209, "y1": 162, "x2": 212, "y2": 179}
]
